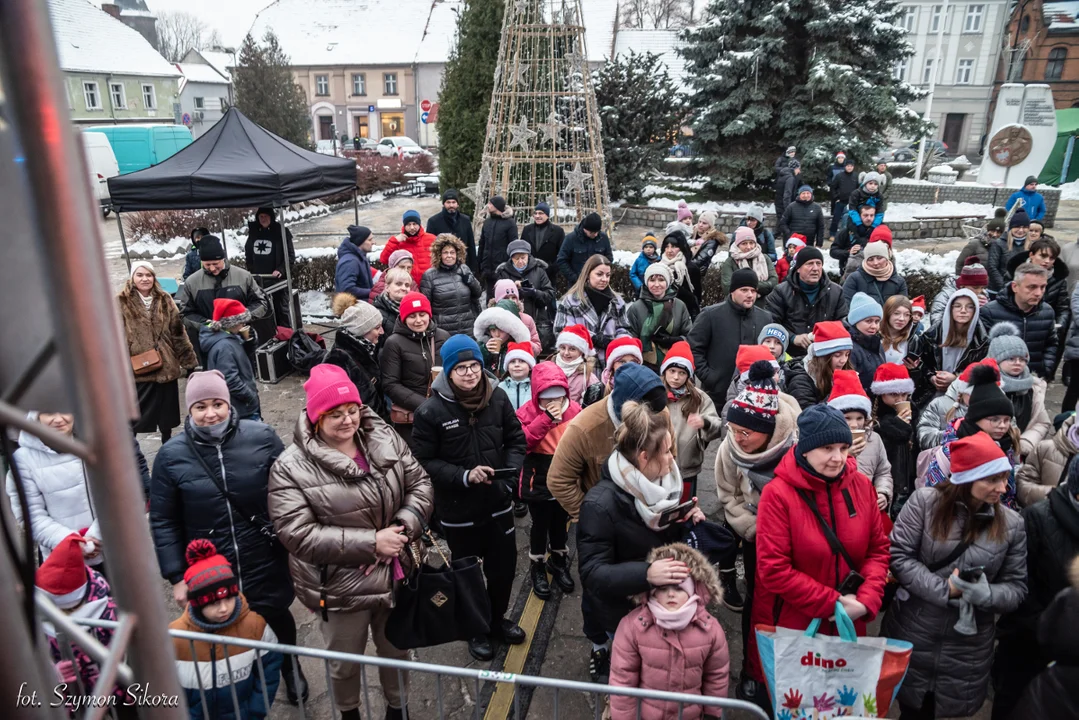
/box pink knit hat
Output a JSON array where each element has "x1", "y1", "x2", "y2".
[
  {"x1": 494, "y1": 279, "x2": 519, "y2": 302},
  {"x1": 304, "y1": 364, "x2": 362, "y2": 423},
  {"x1": 676, "y1": 200, "x2": 693, "y2": 222},
  {"x1": 387, "y1": 249, "x2": 414, "y2": 268},
  {"x1": 185, "y1": 370, "x2": 230, "y2": 409}
]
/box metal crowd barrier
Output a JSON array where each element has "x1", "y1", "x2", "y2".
[{"x1": 72, "y1": 617, "x2": 769, "y2": 720}]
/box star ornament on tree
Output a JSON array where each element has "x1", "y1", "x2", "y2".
[
  {"x1": 508, "y1": 116, "x2": 538, "y2": 151},
  {"x1": 537, "y1": 111, "x2": 565, "y2": 144},
  {"x1": 562, "y1": 162, "x2": 590, "y2": 194},
  {"x1": 514, "y1": 63, "x2": 531, "y2": 87}
]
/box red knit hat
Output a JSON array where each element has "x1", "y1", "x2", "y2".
[
  {"x1": 869, "y1": 225, "x2": 893, "y2": 247},
  {"x1": 949, "y1": 432, "x2": 1011, "y2": 485},
  {"x1": 183, "y1": 539, "x2": 239, "y2": 608},
  {"x1": 503, "y1": 341, "x2": 536, "y2": 371},
  {"x1": 212, "y1": 298, "x2": 247, "y2": 323},
  {"x1": 556, "y1": 324, "x2": 593, "y2": 356},
  {"x1": 910, "y1": 296, "x2": 926, "y2": 315},
  {"x1": 827, "y1": 369, "x2": 872, "y2": 417},
  {"x1": 304, "y1": 363, "x2": 362, "y2": 423},
  {"x1": 399, "y1": 291, "x2": 432, "y2": 321},
  {"x1": 871, "y1": 362, "x2": 914, "y2": 396},
  {"x1": 36, "y1": 534, "x2": 89, "y2": 610},
  {"x1": 735, "y1": 344, "x2": 778, "y2": 376},
  {"x1": 605, "y1": 336, "x2": 643, "y2": 370},
  {"x1": 660, "y1": 340, "x2": 695, "y2": 375},
  {"x1": 957, "y1": 255, "x2": 990, "y2": 288},
  {"x1": 808, "y1": 321, "x2": 852, "y2": 358}
]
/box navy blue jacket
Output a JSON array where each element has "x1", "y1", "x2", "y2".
[
  {"x1": 183, "y1": 247, "x2": 201, "y2": 280},
  {"x1": 200, "y1": 328, "x2": 261, "y2": 420},
  {"x1": 557, "y1": 222, "x2": 613, "y2": 285},
  {"x1": 334, "y1": 233, "x2": 374, "y2": 301}
]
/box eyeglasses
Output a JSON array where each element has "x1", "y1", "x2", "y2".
[
  {"x1": 733, "y1": 428, "x2": 753, "y2": 440},
  {"x1": 453, "y1": 362, "x2": 482, "y2": 376},
  {"x1": 982, "y1": 416, "x2": 1012, "y2": 428}
]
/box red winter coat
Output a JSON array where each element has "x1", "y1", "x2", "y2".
[
  {"x1": 380, "y1": 227, "x2": 436, "y2": 286},
  {"x1": 775, "y1": 255, "x2": 792, "y2": 283},
  {"x1": 516, "y1": 362, "x2": 582, "y2": 502},
  {"x1": 747, "y1": 449, "x2": 891, "y2": 682}
]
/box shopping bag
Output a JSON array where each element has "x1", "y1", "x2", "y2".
[{"x1": 755, "y1": 601, "x2": 913, "y2": 719}]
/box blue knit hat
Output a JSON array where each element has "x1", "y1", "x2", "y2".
[
  {"x1": 847, "y1": 292, "x2": 884, "y2": 326},
  {"x1": 535, "y1": 201, "x2": 551, "y2": 216},
  {"x1": 796, "y1": 404, "x2": 853, "y2": 456},
  {"x1": 610, "y1": 363, "x2": 665, "y2": 421},
  {"x1": 798, "y1": 184, "x2": 814, "y2": 195},
  {"x1": 402, "y1": 209, "x2": 421, "y2": 225},
  {"x1": 440, "y1": 334, "x2": 483, "y2": 373}
]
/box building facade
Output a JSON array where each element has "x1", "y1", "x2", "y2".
[
  {"x1": 297, "y1": 66, "x2": 418, "y2": 143},
  {"x1": 894, "y1": 0, "x2": 1010, "y2": 157},
  {"x1": 993, "y1": 0, "x2": 1079, "y2": 109},
  {"x1": 175, "y1": 63, "x2": 231, "y2": 138}
]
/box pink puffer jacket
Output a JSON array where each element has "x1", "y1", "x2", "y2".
[{"x1": 609, "y1": 603, "x2": 730, "y2": 719}]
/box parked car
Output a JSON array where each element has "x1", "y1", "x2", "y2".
[
  {"x1": 83, "y1": 124, "x2": 193, "y2": 174},
  {"x1": 891, "y1": 139, "x2": 948, "y2": 162},
  {"x1": 352, "y1": 137, "x2": 379, "y2": 154},
  {"x1": 376, "y1": 136, "x2": 431, "y2": 159},
  {"x1": 79, "y1": 131, "x2": 119, "y2": 217}
]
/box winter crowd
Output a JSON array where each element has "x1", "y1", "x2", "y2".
[{"x1": 5, "y1": 170, "x2": 1079, "y2": 720}]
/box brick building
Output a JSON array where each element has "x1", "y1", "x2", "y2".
[{"x1": 994, "y1": 0, "x2": 1079, "y2": 109}]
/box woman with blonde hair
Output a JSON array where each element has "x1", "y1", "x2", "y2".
[
  {"x1": 880, "y1": 294, "x2": 917, "y2": 365},
  {"x1": 554, "y1": 254, "x2": 630, "y2": 364}
]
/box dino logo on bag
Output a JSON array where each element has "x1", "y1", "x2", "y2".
[
  {"x1": 430, "y1": 591, "x2": 448, "y2": 607},
  {"x1": 800, "y1": 651, "x2": 848, "y2": 669}
]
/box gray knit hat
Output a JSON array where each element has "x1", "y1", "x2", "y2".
[
  {"x1": 988, "y1": 321, "x2": 1029, "y2": 363},
  {"x1": 507, "y1": 239, "x2": 531, "y2": 257},
  {"x1": 758, "y1": 323, "x2": 790, "y2": 354},
  {"x1": 340, "y1": 301, "x2": 383, "y2": 337}
]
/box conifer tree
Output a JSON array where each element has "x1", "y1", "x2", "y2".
[{"x1": 233, "y1": 31, "x2": 312, "y2": 148}]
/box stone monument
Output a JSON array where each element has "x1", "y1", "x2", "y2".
[{"x1": 978, "y1": 83, "x2": 1057, "y2": 186}]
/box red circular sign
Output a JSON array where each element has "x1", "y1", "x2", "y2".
[{"x1": 420, "y1": 99, "x2": 432, "y2": 112}]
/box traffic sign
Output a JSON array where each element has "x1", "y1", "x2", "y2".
[
  {"x1": 421, "y1": 99, "x2": 432, "y2": 112},
  {"x1": 181, "y1": 112, "x2": 192, "y2": 127},
  {"x1": 368, "y1": 105, "x2": 376, "y2": 112},
  {"x1": 420, "y1": 112, "x2": 430, "y2": 124}
]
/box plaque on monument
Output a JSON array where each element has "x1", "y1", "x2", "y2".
[{"x1": 979, "y1": 84, "x2": 1057, "y2": 185}]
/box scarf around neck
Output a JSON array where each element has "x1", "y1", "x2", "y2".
[
  {"x1": 661, "y1": 253, "x2": 693, "y2": 290},
  {"x1": 187, "y1": 598, "x2": 243, "y2": 632},
  {"x1": 585, "y1": 285, "x2": 613, "y2": 317},
  {"x1": 139, "y1": 292, "x2": 154, "y2": 310},
  {"x1": 797, "y1": 277, "x2": 821, "y2": 304},
  {"x1": 730, "y1": 242, "x2": 770, "y2": 282},
  {"x1": 451, "y1": 373, "x2": 494, "y2": 413},
  {"x1": 607, "y1": 452, "x2": 683, "y2": 530},
  {"x1": 1000, "y1": 368, "x2": 1034, "y2": 394},
  {"x1": 862, "y1": 257, "x2": 895, "y2": 281},
  {"x1": 647, "y1": 595, "x2": 700, "y2": 631},
  {"x1": 729, "y1": 430, "x2": 796, "y2": 499},
  {"x1": 555, "y1": 353, "x2": 585, "y2": 378}
]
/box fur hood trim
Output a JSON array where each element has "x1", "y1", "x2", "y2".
[
  {"x1": 332, "y1": 292, "x2": 359, "y2": 317},
  {"x1": 473, "y1": 306, "x2": 529, "y2": 343},
  {"x1": 639, "y1": 543, "x2": 722, "y2": 607},
  {"x1": 429, "y1": 233, "x2": 467, "y2": 267}
]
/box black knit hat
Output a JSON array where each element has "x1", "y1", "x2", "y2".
[
  {"x1": 793, "y1": 246, "x2": 824, "y2": 273},
  {"x1": 582, "y1": 212, "x2": 602, "y2": 232},
  {"x1": 1010, "y1": 209, "x2": 1030, "y2": 229},
  {"x1": 726, "y1": 360, "x2": 779, "y2": 434},
  {"x1": 198, "y1": 235, "x2": 225, "y2": 261},
  {"x1": 795, "y1": 403, "x2": 853, "y2": 456},
  {"x1": 729, "y1": 267, "x2": 759, "y2": 293},
  {"x1": 966, "y1": 363, "x2": 1013, "y2": 423},
  {"x1": 442, "y1": 189, "x2": 459, "y2": 203}
]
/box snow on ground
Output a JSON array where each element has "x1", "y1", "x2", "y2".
[
  {"x1": 299, "y1": 290, "x2": 333, "y2": 317},
  {"x1": 1060, "y1": 179, "x2": 1079, "y2": 201}
]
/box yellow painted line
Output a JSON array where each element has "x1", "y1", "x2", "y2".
[{"x1": 483, "y1": 588, "x2": 546, "y2": 720}]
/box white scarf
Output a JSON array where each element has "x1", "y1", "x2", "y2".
[
  {"x1": 607, "y1": 452, "x2": 683, "y2": 530},
  {"x1": 140, "y1": 292, "x2": 153, "y2": 310},
  {"x1": 555, "y1": 354, "x2": 584, "y2": 378},
  {"x1": 661, "y1": 253, "x2": 693, "y2": 291},
  {"x1": 730, "y1": 242, "x2": 771, "y2": 282}
]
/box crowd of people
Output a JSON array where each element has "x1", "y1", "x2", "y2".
[{"x1": 8, "y1": 175, "x2": 1079, "y2": 720}]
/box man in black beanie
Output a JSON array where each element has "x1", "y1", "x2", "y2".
[
  {"x1": 557, "y1": 211, "x2": 612, "y2": 285},
  {"x1": 688, "y1": 267, "x2": 773, "y2": 407},
  {"x1": 766, "y1": 245, "x2": 849, "y2": 357},
  {"x1": 427, "y1": 188, "x2": 477, "y2": 272}
]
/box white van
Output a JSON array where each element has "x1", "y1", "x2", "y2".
[{"x1": 79, "y1": 131, "x2": 119, "y2": 216}]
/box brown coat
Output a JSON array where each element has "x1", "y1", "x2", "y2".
[
  {"x1": 548, "y1": 398, "x2": 617, "y2": 521},
  {"x1": 118, "y1": 281, "x2": 197, "y2": 383},
  {"x1": 1017, "y1": 414, "x2": 1078, "y2": 507},
  {"x1": 267, "y1": 407, "x2": 433, "y2": 613}
]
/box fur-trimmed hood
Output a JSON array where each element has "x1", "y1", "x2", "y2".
[
  {"x1": 638, "y1": 543, "x2": 722, "y2": 606},
  {"x1": 429, "y1": 233, "x2": 468, "y2": 268},
  {"x1": 473, "y1": 306, "x2": 529, "y2": 343}
]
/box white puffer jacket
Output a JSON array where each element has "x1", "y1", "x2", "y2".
[{"x1": 5, "y1": 413, "x2": 99, "y2": 559}]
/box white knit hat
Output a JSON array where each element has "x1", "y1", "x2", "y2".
[
  {"x1": 643, "y1": 263, "x2": 672, "y2": 284},
  {"x1": 130, "y1": 260, "x2": 155, "y2": 278}
]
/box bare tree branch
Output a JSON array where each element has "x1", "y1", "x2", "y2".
[
  {"x1": 619, "y1": 0, "x2": 692, "y2": 29},
  {"x1": 156, "y1": 11, "x2": 220, "y2": 63}
]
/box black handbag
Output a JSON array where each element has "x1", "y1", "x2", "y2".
[{"x1": 386, "y1": 533, "x2": 491, "y2": 650}]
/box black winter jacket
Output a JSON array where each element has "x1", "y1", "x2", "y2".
[
  {"x1": 382, "y1": 320, "x2": 449, "y2": 413},
  {"x1": 876, "y1": 404, "x2": 915, "y2": 512},
  {"x1": 372, "y1": 293, "x2": 400, "y2": 345},
  {"x1": 577, "y1": 464, "x2": 684, "y2": 633},
  {"x1": 245, "y1": 208, "x2": 295, "y2": 277},
  {"x1": 981, "y1": 289, "x2": 1060, "y2": 378},
  {"x1": 478, "y1": 213, "x2": 519, "y2": 278},
  {"x1": 426, "y1": 209, "x2": 478, "y2": 272},
  {"x1": 411, "y1": 373, "x2": 526, "y2": 525},
  {"x1": 1010, "y1": 582, "x2": 1079, "y2": 720},
  {"x1": 909, "y1": 318, "x2": 989, "y2": 409},
  {"x1": 557, "y1": 223, "x2": 613, "y2": 285},
  {"x1": 325, "y1": 328, "x2": 388, "y2": 421},
  {"x1": 765, "y1": 272, "x2": 850, "y2": 357},
  {"x1": 687, "y1": 296, "x2": 773, "y2": 401},
  {"x1": 199, "y1": 328, "x2": 261, "y2": 420},
  {"x1": 779, "y1": 198, "x2": 825, "y2": 245},
  {"x1": 150, "y1": 413, "x2": 292, "y2": 609},
  {"x1": 987, "y1": 234, "x2": 1027, "y2": 294},
  {"x1": 845, "y1": 321, "x2": 886, "y2": 394},
  {"x1": 495, "y1": 257, "x2": 557, "y2": 349},
  {"x1": 783, "y1": 359, "x2": 821, "y2": 409},
  {"x1": 419, "y1": 263, "x2": 482, "y2": 337},
  {"x1": 829, "y1": 169, "x2": 858, "y2": 204},
  {"x1": 830, "y1": 215, "x2": 875, "y2": 267},
  {"x1": 774, "y1": 168, "x2": 797, "y2": 214},
  {"x1": 522, "y1": 221, "x2": 566, "y2": 286},
  {"x1": 1006, "y1": 252, "x2": 1071, "y2": 331},
  {"x1": 842, "y1": 266, "x2": 909, "y2": 307}
]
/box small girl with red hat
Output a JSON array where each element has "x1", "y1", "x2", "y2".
[
  {"x1": 553, "y1": 324, "x2": 599, "y2": 405},
  {"x1": 170, "y1": 538, "x2": 283, "y2": 720},
  {"x1": 872, "y1": 362, "x2": 918, "y2": 514},
  {"x1": 828, "y1": 369, "x2": 894, "y2": 513},
  {"x1": 498, "y1": 341, "x2": 535, "y2": 410},
  {"x1": 201, "y1": 298, "x2": 261, "y2": 420}
]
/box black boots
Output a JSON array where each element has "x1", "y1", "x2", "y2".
[
  {"x1": 530, "y1": 559, "x2": 551, "y2": 600},
  {"x1": 589, "y1": 645, "x2": 611, "y2": 684},
  {"x1": 720, "y1": 569, "x2": 744, "y2": 613},
  {"x1": 546, "y1": 552, "x2": 575, "y2": 593},
  {"x1": 282, "y1": 659, "x2": 309, "y2": 705},
  {"x1": 496, "y1": 618, "x2": 526, "y2": 644},
  {"x1": 385, "y1": 706, "x2": 408, "y2": 720}
]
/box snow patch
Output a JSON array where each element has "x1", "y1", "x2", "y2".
[
  {"x1": 299, "y1": 291, "x2": 333, "y2": 317},
  {"x1": 1059, "y1": 179, "x2": 1079, "y2": 200}
]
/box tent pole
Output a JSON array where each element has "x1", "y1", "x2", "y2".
[
  {"x1": 116, "y1": 212, "x2": 130, "y2": 272},
  {"x1": 353, "y1": 188, "x2": 359, "y2": 225},
  {"x1": 218, "y1": 208, "x2": 229, "y2": 262},
  {"x1": 279, "y1": 209, "x2": 298, "y2": 332},
  {"x1": 1062, "y1": 136, "x2": 1076, "y2": 186}
]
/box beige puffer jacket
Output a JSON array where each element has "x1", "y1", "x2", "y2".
[
  {"x1": 268, "y1": 407, "x2": 433, "y2": 613},
  {"x1": 853, "y1": 429, "x2": 893, "y2": 504},
  {"x1": 714, "y1": 393, "x2": 800, "y2": 541},
  {"x1": 1016, "y1": 414, "x2": 1078, "y2": 507},
  {"x1": 1018, "y1": 377, "x2": 1052, "y2": 458}
]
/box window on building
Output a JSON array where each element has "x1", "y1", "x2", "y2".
[
  {"x1": 110, "y1": 82, "x2": 126, "y2": 109},
  {"x1": 194, "y1": 97, "x2": 205, "y2": 110},
  {"x1": 384, "y1": 73, "x2": 398, "y2": 95},
  {"x1": 930, "y1": 5, "x2": 943, "y2": 32},
  {"x1": 1046, "y1": 47, "x2": 1068, "y2": 80},
  {"x1": 352, "y1": 73, "x2": 366, "y2": 96},
  {"x1": 83, "y1": 82, "x2": 100, "y2": 110},
  {"x1": 893, "y1": 57, "x2": 909, "y2": 81},
  {"x1": 923, "y1": 57, "x2": 936, "y2": 84},
  {"x1": 964, "y1": 5, "x2": 983, "y2": 32},
  {"x1": 355, "y1": 114, "x2": 369, "y2": 138},
  {"x1": 901, "y1": 6, "x2": 916, "y2": 32},
  {"x1": 316, "y1": 74, "x2": 329, "y2": 96},
  {"x1": 142, "y1": 84, "x2": 156, "y2": 110},
  {"x1": 955, "y1": 58, "x2": 974, "y2": 84}
]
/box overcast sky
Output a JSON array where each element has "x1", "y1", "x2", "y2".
[{"x1": 108, "y1": 0, "x2": 271, "y2": 47}]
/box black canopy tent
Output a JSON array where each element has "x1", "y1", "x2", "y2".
[{"x1": 107, "y1": 107, "x2": 358, "y2": 330}]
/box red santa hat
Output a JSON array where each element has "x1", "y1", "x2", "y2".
[
  {"x1": 36, "y1": 534, "x2": 89, "y2": 609},
  {"x1": 605, "y1": 336, "x2": 643, "y2": 371},
  {"x1": 556, "y1": 324, "x2": 594, "y2": 356},
  {"x1": 503, "y1": 341, "x2": 536, "y2": 370},
  {"x1": 910, "y1": 296, "x2": 926, "y2": 316},
  {"x1": 785, "y1": 234, "x2": 807, "y2": 250},
  {"x1": 871, "y1": 362, "x2": 915, "y2": 396},
  {"x1": 807, "y1": 321, "x2": 853, "y2": 359},
  {"x1": 212, "y1": 298, "x2": 247, "y2": 323},
  {"x1": 954, "y1": 358, "x2": 1001, "y2": 396},
  {"x1": 949, "y1": 432, "x2": 1012, "y2": 485},
  {"x1": 735, "y1": 345, "x2": 779, "y2": 379},
  {"x1": 660, "y1": 340, "x2": 695, "y2": 375},
  {"x1": 827, "y1": 369, "x2": 872, "y2": 417}
]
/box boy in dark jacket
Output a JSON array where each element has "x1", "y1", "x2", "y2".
[
  {"x1": 245, "y1": 207, "x2": 295, "y2": 278},
  {"x1": 479, "y1": 195, "x2": 519, "y2": 295},
  {"x1": 334, "y1": 225, "x2": 375, "y2": 301},
  {"x1": 828, "y1": 159, "x2": 858, "y2": 237},
  {"x1": 846, "y1": 172, "x2": 887, "y2": 228},
  {"x1": 184, "y1": 227, "x2": 209, "y2": 280},
  {"x1": 521, "y1": 202, "x2": 565, "y2": 287},
  {"x1": 200, "y1": 300, "x2": 261, "y2": 420}
]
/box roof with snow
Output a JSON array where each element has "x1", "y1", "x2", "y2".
[
  {"x1": 176, "y1": 63, "x2": 230, "y2": 86},
  {"x1": 1044, "y1": 1, "x2": 1079, "y2": 32},
  {"x1": 49, "y1": 0, "x2": 178, "y2": 77},
  {"x1": 197, "y1": 50, "x2": 236, "y2": 80},
  {"x1": 613, "y1": 28, "x2": 688, "y2": 88}
]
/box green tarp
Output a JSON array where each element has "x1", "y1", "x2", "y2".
[{"x1": 1038, "y1": 108, "x2": 1079, "y2": 186}]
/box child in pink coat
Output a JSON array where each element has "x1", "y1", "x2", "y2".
[{"x1": 609, "y1": 543, "x2": 730, "y2": 720}]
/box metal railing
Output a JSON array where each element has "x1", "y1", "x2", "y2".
[{"x1": 73, "y1": 618, "x2": 769, "y2": 720}]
